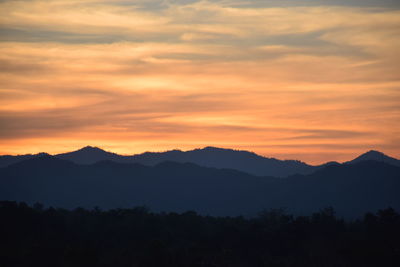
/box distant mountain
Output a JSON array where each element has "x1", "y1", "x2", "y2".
[
  {"x1": 0, "y1": 152, "x2": 49, "y2": 168},
  {"x1": 0, "y1": 146, "x2": 316, "y2": 177},
  {"x1": 128, "y1": 146, "x2": 316, "y2": 177},
  {"x1": 0, "y1": 147, "x2": 399, "y2": 177},
  {"x1": 346, "y1": 150, "x2": 400, "y2": 167},
  {"x1": 0, "y1": 156, "x2": 399, "y2": 217},
  {"x1": 56, "y1": 146, "x2": 124, "y2": 164},
  {"x1": 55, "y1": 146, "x2": 317, "y2": 177}
]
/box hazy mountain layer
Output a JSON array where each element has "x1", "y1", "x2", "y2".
[{"x1": 1, "y1": 156, "x2": 399, "y2": 218}]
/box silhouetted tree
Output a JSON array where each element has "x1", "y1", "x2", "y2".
[{"x1": 1, "y1": 201, "x2": 399, "y2": 267}]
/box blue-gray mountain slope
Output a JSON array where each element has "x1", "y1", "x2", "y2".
[{"x1": 0, "y1": 156, "x2": 398, "y2": 218}]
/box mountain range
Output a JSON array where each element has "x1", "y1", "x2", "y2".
[
  {"x1": 1, "y1": 146, "x2": 399, "y2": 177},
  {"x1": 0, "y1": 155, "x2": 399, "y2": 218},
  {"x1": 0, "y1": 146, "x2": 399, "y2": 217}
]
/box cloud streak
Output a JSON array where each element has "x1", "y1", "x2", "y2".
[{"x1": 0, "y1": 0, "x2": 399, "y2": 163}]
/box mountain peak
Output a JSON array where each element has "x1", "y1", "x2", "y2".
[
  {"x1": 78, "y1": 146, "x2": 106, "y2": 152},
  {"x1": 36, "y1": 152, "x2": 50, "y2": 157},
  {"x1": 199, "y1": 146, "x2": 255, "y2": 154},
  {"x1": 364, "y1": 150, "x2": 385, "y2": 156},
  {"x1": 348, "y1": 150, "x2": 399, "y2": 166},
  {"x1": 201, "y1": 146, "x2": 229, "y2": 151},
  {"x1": 356, "y1": 150, "x2": 388, "y2": 160},
  {"x1": 56, "y1": 146, "x2": 118, "y2": 164}
]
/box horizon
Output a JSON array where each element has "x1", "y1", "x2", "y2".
[
  {"x1": 1, "y1": 144, "x2": 397, "y2": 166},
  {"x1": 1, "y1": 0, "x2": 399, "y2": 165}
]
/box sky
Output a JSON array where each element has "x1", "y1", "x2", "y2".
[{"x1": 0, "y1": 0, "x2": 399, "y2": 164}]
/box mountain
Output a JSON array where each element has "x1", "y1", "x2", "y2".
[
  {"x1": 1, "y1": 156, "x2": 399, "y2": 217},
  {"x1": 1, "y1": 147, "x2": 399, "y2": 177},
  {"x1": 347, "y1": 150, "x2": 400, "y2": 166},
  {"x1": 0, "y1": 146, "x2": 316, "y2": 177},
  {"x1": 56, "y1": 146, "x2": 124, "y2": 164},
  {"x1": 128, "y1": 146, "x2": 316, "y2": 177},
  {"x1": 55, "y1": 146, "x2": 316, "y2": 177},
  {"x1": 0, "y1": 152, "x2": 49, "y2": 168}
]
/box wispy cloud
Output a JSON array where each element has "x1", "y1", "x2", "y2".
[{"x1": 0, "y1": 0, "x2": 399, "y2": 163}]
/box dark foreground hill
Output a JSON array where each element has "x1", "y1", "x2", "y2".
[
  {"x1": 0, "y1": 156, "x2": 399, "y2": 218},
  {"x1": 1, "y1": 202, "x2": 400, "y2": 267}
]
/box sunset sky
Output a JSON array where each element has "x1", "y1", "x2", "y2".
[{"x1": 1, "y1": 0, "x2": 399, "y2": 164}]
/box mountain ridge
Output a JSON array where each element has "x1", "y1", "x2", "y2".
[
  {"x1": 346, "y1": 149, "x2": 400, "y2": 166},
  {"x1": 0, "y1": 155, "x2": 399, "y2": 218},
  {"x1": 1, "y1": 146, "x2": 399, "y2": 177}
]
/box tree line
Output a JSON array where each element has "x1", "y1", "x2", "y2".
[{"x1": 1, "y1": 201, "x2": 399, "y2": 267}]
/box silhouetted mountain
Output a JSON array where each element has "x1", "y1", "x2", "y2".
[
  {"x1": 1, "y1": 147, "x2": 399, "y2": 177},
  {"x1": 281, "y1": 161, "x2": 400, "y2": 217},
  {"x1": 128, "y1": 146, "x2": 317, "y2": 177},
  {"x1": 347, "y1": 150, "x2": 400, "y2": 166},
  {"x1": 0, "y1": 152, "x2": 49, "y2": 168},
  {"x1": 55, "y1": 146, "x2": 316, "y2": 177},
  {"x1": 1, "y1": 156, "x2": 398, "y2": 217},
  {"x1": 0, "y1": 146, "x2": 316, "y2": 177},
  {"x1": 56, "y1": 146, "x2": 124, "y2": 164}
]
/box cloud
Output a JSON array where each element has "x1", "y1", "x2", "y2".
[{"x1": 0, "y1": 0, "x2": 399, "y2": 163}]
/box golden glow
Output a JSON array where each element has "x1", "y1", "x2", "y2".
[{"x1": 0, "y1": 0, "x2": 399, "y2": 164}]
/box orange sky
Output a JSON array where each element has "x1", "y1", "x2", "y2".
[{"x1": 0, "y1": 0, "x2": 400, "y2": 164}]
